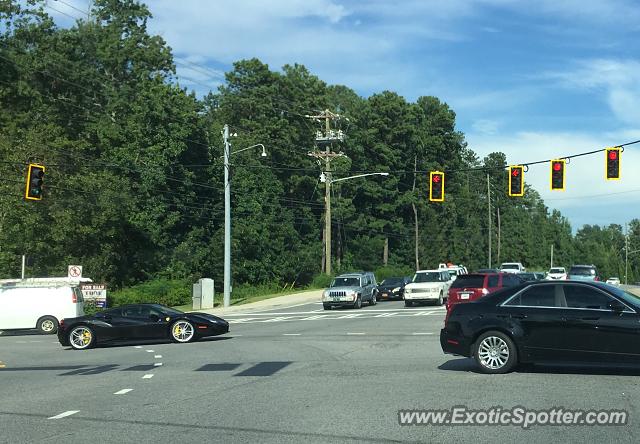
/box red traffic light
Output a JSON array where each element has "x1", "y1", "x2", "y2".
[
  {"x1": 553, "y1": 162, "x2": 562, "y2": 171},
  {"x1": 609, "y1": 150, "x2": 617, "y2": 160},
  {"x1": 511, "y1": 169, "x2": 520, "y2": 177},
  {"x1": 432, "y1": 175, "x2": 441, "y2": 183}
]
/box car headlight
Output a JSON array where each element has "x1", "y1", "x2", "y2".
[
  {"x1": 430, "y1": 287, "x2": 438, "y2": 292},
  {"x1": 392, "y1": 287, "x2": 400, "y2": 292}
]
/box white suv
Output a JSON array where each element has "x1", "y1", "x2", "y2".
[
  {"x1": 499, "y1": 262, "x2": 526, "y2": 274},
  {"x1": 404, "y1": 270, "x2": 452, "y2": 306},
  {"x1": 546, "y1": 267, "x2": 567, "y2": 280}
]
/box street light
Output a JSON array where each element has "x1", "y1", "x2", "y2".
[
  {"x1": 223, "y1": 124, "x2": 267, "y2": 308},
  {"x1": 321, "y1": 172, "x2": 390, "y2": 275}
]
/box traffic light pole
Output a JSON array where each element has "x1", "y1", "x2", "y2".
[
  {"x1": 487, "y1": 174, "x2": 492, "y2": 268},
  {"x1": 223, "y1": 124, "x2": 231, "y2": 308}
]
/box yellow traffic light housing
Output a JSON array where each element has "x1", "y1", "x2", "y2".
[
  {"x1": 550, "y1": 159, "x2": 565, "y2": 191},
  {"x1": 605, "y1": 147, "x2": 621, "y2": 180},
  {"x1": 429, "y1": 171, "x2": 445, "y2": 202},
  {"x1": 25, "y1": 163, "x2": 45, "y2": 201},
  {"x1": 508, "y1": 165, "x2": 524, "y2": 197}
]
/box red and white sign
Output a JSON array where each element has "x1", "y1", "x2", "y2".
[{"x1": 68, "y1": 265, "x2": 83, "y2": 278}]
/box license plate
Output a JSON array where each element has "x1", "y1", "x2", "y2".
[
  {"x1": 333, "y1": 296, "x2": 342, "y2": 301},
  {"x1": 382, "y1": 293, "x2": 388, "y2": 297},
  {"x1": 460, "y1": 293, "x2": 471, "y2": 300}
]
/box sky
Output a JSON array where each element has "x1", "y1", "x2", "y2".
[{"x1": 46, "y1": 0, "x2": 640, "y2": 231}]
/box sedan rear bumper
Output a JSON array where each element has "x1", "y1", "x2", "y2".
[{"x1": 440, "y1": 329, "x2": 472, "y2": 357}]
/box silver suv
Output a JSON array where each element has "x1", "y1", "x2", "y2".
[{"x1": 322, "y1": 272, "x2": 378, "y2": 310}]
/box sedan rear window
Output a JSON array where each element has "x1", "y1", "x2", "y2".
[
  {"x1": 549, "y1": 268, "x2": 565, "y2": 274},
  {"x1": 451, "y1": 275, "x2": 485, "y2": 289}
]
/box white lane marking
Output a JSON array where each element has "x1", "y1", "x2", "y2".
[
  {"x1": 143, "y1": 374, "x2": 154, "y2": 379},
  {"x1": 48, "y1": 410, "x2": 80, "y2": 420},
  {"x1": 154, "y1": 362, "x2": 163, "y2": 367},
  {"x1": 29, "y1": 340, "x2": 42, "y2": 343},
  {"x1": 338, "y1": 313, "x2": 364, "y2": 319},
  {"x1": 114, "y1": 389, "x2": 133, "y2": 395},
  {"x1": 299, "y1": 315, "x2": 328, "y2": 320},
  {"x1": 261, "y1": 316, "x2": 294, "y2": 322},
  {"x1": 134, "y1": 346, "x2": 143, "y2": 349},
  {"x1": 412, "y1": 311, "x2": 436, "y2": 316},
  {"x1": 154, "y1": 355, "x2": 162, "y2": 359},
  {"x1": 346, "y1": 332, "x2": 365, "y2": 335},
  {"x1": 374, "y1": 312, "x2": 398, "y2": 318},
  {"x1": 146, "y1": 350, "x2": 154, "y2": 353},
  {"x1": 283, "y1": 333, "x2": 301, "y2": 336},
  {"x1": 412, "y1": 332, "x2": 435, "y2": 335},
  {"x1": 224, "y1": 308, "x2": 439, "y2": 316}
]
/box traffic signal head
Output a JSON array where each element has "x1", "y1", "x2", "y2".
[
  {"x1": 25, "y1": 163, "x2": 45, "y2": 200},
  {"x1": 429, "y1": 171, "x2": 445, "y2": 202},
  {"x1": 508, "y1": 165, "x2": 524, "y2": 197},
  {"x1": 606, "y1": 147, "x2": 621, "y2": 180},
  {"x1": 550, "y1": 159, "x2": 565, "y2": 191}
]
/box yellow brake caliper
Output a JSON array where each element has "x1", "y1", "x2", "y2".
[
  {"x1": 174, "y1": 325, "x2": 182, "y2": 337},
  {"x1": 83, "y1": 331, "x2": 91, "y2": 345}
]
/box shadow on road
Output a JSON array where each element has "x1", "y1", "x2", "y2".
[{"x1": 439, "y1": 357, "x2": 640, "y2": 376}]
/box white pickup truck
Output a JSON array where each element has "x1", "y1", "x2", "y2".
[{"x1": 499, "y1": 262, "x2": 526, "y2": 274}]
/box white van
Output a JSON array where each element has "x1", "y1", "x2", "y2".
[{"x1": 0, "y1": 284, "x2": 85, "y2": 334}]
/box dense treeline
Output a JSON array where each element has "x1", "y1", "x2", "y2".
[{"x1": 1, "y1": 0, "x2": 638, "y2": 290}]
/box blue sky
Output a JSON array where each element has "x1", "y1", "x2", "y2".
[{"x1": 47, "y1": 0, "x2": 640, "y2": 231}]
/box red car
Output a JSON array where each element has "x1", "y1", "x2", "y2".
[{"x1": 446, "y1": 273, "x2": 523, "y2": 314}]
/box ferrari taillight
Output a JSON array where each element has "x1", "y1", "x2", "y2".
[{"x1": 71, "y1": 289, "x2": 77, "y2": 303}]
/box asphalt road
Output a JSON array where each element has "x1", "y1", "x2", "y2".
[{"x1": 1, "y1": 299, "x2": 639, "y2": 443}]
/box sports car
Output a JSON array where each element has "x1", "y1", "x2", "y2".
[{"x1": 58, "y1": 303, "x2": 229, "y2": 350}]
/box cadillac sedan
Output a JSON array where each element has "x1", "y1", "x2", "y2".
[{"x1": 441, "y1": 281, "x2": 640, "y2": 373}]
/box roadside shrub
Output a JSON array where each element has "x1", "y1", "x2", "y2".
[
  {"x1": 311, "y1": 273, "x2": 334, "y2": 289},
  {"x1": 108, "y1": 279, "x2": 191, "y2": 307}
]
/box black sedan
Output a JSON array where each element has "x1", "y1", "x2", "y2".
[
  {"x1": 376, "y1": 276, "x2": 412, "y2": 301},
  {"x1": 441, "y1": 281, "x2": 640, "y2": 373},
  {"x1": 58, "y1": 303, "x2": 229, "y2": 350}
]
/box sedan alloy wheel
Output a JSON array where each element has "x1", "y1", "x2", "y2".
[{"x1": 474, "y1": 331, "x2": 517, "y2": 374}]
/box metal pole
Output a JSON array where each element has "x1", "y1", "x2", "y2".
[
  {"x1": 625, "y1": 231, "x2": 629, "y2": 285},
  {"x1": 21, "y1": 255, "x2": 25, "y2": 280},
  {"x1": 550, "y1": 244, "x2": 554, "y2": 269},
  {"x1": 487, "y1": 174, "x2": 492, "y2": 268},
  {"x1": 223, "y1": 124, "x2": 231, "y2": 308},
  {"x1": 325, "y1": 110, "x2": 332, "y2": 276}
]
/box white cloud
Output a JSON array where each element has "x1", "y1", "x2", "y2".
[
  {"x1": 472, "y1": 119, "x2": 501, "y2": 135},
  {"x1": 545, "y1": 59, "x2": 640, "y2": 126}
]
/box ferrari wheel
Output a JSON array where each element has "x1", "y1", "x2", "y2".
[
  {"x1": 171, "y1": 320, "x2": 195, "y2": 343},
  {"x1": 69, "y1": 326, "x2": 95, "y2": 350}
]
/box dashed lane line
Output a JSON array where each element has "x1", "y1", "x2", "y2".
[
  {"x1": 283, "y1": 333, "x2": 301, "y2": 336},
  {"x1": 154, "y1": 362, "x2": 163, "y2": 367},
  {"x1": 0, "y1": 361, "x2": 5, "y2": 368},
  {"x1": 146, "y1": 350, "x2": 154, "y2": 353},
  {"x1": 48, "y1": 411, "x2": 79, "y2": 420},
  {"x1": 412, "y1": 332, "x2": 435, "y2": 335},
  {"x1": 154, "y1": 355, "x2": 162, "y2": 359},
  {"x1": 142, "y1": 374, "x2": 154, "y2": 379},
  {"x1": 346, "y1": 332, "x2": 365, "y2": 335},
  {"x1": 114, "y1": 389, "x2": 133, "y2": 395}
]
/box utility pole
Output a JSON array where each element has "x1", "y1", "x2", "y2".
[
  {"x1": 21, "y1": 255, "x2": 26, "y2": 280},
  {"x1": 223, "y1": 124, "x2": 231, "y2": 308},
  {"x1": 550, "y1": 244, "x2": 554, "y2": 269},
  {"x1": 497, "y1": 207, "x2": 501, "y2": 266},
  {"x1": 307, "y1": 110, "x2": 346, "y2": 276},
  {"x1": 487, "y1": 174, "x2": 492, "y2": 268},
  {"x1": 625, "y1": 226, "x2": 629, "y2": 285}
]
